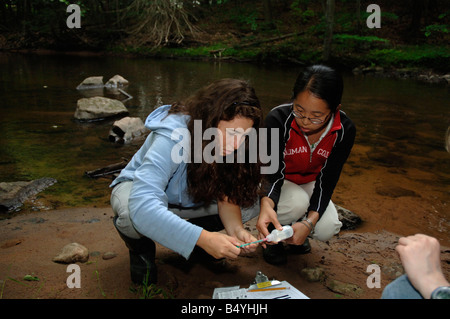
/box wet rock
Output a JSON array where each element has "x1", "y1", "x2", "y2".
[
  {"x1": 335, "y1": 205, "x2": 362, "y2": 230},
  {"x1": 53, "y1": 243, "x2": 89, "y2": 264},
  {"x1": 375, "y1": 186, "x2": 419, "y2": 198},
  {"x1": 1, "y1": 238, "x2": 23, "y2": 249},
  {"x1": 0, "y1": 178, "x2": 57, "y2": 213},
  {"x1": 382, "y1": 262, "x2": 404, "y2": 280},
  {"x1": 109, "y1": 116, "x2": 149, "y2": 144},
  {"x1": 76, "y1": 76, "x2": 104, "y2": 90},
  {"x1": 21, "y1": 217, "x2": 46, "y2": 224},
  {"x1": 367, "y1": 150, "x2": 404, "y2": 167},
  {"x1": 74, "y1": 96, "x2": 128, "y2": 121},
  {"x1": 300, "y1": 267, "x2": 325, "y2": 282},
  {"x1": 105, "y1": 75, "x2": 129, "y2": 88},
  {"x1": 443, "y1": 74, "x2": 450, "y2": 85},
  {"x1": 325, "y1": 278, "x2": 363, "y2": 297}
]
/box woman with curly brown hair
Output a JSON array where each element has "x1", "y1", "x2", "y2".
[{"x1": 110, "y1": 78, "x2": 263, "y2": 285}]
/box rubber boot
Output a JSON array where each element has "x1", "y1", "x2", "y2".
[
  {"x1": 262, "y1": 223, "x2": 287, "y2": 265},
  {"x1": 288, "y1": 237, "x2": 311, "y2": 254},
  {"x1": 113, "y1": 217, "x2": 157, "y2": 285}
]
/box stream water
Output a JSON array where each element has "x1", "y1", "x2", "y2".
[{"x1": 0, "y1": 52, "x2": 448, "y2": 243}]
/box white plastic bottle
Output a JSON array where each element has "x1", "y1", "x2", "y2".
[{"x1": 266, "y1": 225, "x2": 294, "y2": 242}]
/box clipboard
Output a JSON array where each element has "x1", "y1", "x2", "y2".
[{"x1": 213, "y1": 281, "x2": 309, "y2": 299}]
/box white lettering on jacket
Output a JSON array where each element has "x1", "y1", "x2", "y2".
[
  {"x1": 284, "y1": 146, "x2": 308, "y2": 156},
  {"x1": 317, "y1": 148, "x2": 329, "y2": 158}
]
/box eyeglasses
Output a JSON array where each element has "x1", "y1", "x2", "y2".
[{"x1": 292, "y1": 108, "x2": 330, "y2": 125}]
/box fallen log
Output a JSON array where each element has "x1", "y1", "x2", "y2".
[
  {"x1": 233, "y1": 32, "x2": 300, "y2": 49},
  {"x1": 85, "y1": 159, "x2": 128, "y2": 179}
]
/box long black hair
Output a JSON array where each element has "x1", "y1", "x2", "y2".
[{"x1": 292, "y1": 65, "x2": 343, "y2": 112}]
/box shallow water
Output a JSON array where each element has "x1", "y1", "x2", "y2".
[{"x1": 0, "y1": 52, "x2": 448, "y2": 242}]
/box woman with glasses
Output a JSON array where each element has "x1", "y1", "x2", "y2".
[{"x1": 256, "y1": 65, "x2": 356, "y2": 265}]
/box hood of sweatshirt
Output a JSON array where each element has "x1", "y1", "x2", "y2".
[{"x1": 144, "y1": 104, "x2": 190, "y2": 141}]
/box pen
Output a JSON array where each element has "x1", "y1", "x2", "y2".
[{"x1": 248, "y1": 287, "x2": 288, "y2": 292}]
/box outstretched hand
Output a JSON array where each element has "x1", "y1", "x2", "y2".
[{"x1": 197, "y1": 230, "x2": 241, "y2": 259}]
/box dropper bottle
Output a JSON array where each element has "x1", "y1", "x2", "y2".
[
  {"x1": 266, "y1": 225, "x2": 294, "y2": 243},
  {"x1": 236, "y1": 225, "x2": 294, "y2": 248}
]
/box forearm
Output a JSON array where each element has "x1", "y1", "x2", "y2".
[
  {"x1": 217, "y1": 199, "x2": 244, "y2": 236},
  {"x1": 417, "y1": 273, "x2": 449, "y2": 299}
]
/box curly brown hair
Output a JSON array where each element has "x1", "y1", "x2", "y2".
[{"x1": 169, "y1": 78, "x2": 262, "y2": 208}]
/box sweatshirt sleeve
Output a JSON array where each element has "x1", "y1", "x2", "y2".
[
  {"x1": 128, "y1": 133, "x2": 203, "y2": 260},
  {"x1": 262, "y1": 108, "x2": 289, "y2": 210},
  {"x1": 308, "y1": 115, "x2": 356, "y2": 218}
]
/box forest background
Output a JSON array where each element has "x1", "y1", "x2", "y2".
[{"x1": 0, "y1": 0, "x2": 449, "y2": 72}]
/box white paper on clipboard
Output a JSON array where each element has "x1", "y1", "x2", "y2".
[
  {"x1": 213, "y1": 281, "x2": 309, "y2": 299},
  {"x1": 245, "y1": 281, "x2": 309, "y2": 299}
]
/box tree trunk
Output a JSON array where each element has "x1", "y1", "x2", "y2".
[
  {"x1": 322, "y1": 0, "x2": 335, "y2": 62},
  {"x1": 356, "y1": 0, "x2": 362, "y2": 35},
  {"x1": 263, "y1": 0, "x2": 273, "y2": 27}
]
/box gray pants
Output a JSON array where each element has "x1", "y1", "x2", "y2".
[{"x1": 110, "y1": 181, "x2": 260, "y2": 239}]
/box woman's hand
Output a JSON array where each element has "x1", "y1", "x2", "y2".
[
  {"x1": 233, "y1": 227, "x2": 258, "y2": 253},
  {"x1": 196, "y1": 230, "x2": 241, "y2": 259},
  {"x1": 286, "y1": 211, "x2": 319, "y2": 246},
  {"x1": 286, "y1": 222, "x2": 309, "y2": 245},
  {"x1": 256, "y1": 197, "x2": 283, "y2": 248},
  {"x1": 213, "y1": 197, "x2": 259, "y2": 255}
]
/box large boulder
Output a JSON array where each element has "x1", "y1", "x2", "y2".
[
  {"x1": 105, "y1": 75, "x2": 129, "y2": 88},
  {"x1": 74, "y1": 96, "x2": 128, "y2": 121},
  {"x1": 109, "y1": 117, "x2": 149, "y2": 144},
  {"x1": 76, "y1": 76, "x2": 104, "y2": 90}
]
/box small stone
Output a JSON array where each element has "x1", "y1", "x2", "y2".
[
  {"x1": 335, "y1": 205, "x2": 362, "y2": 230},
  {"x1": 300, "y1": 267, "x2": 325, "y2": 282},
  {"x1": 53, "y1": 243, "x2": 89, "y2": 264},
  {"x1": 1, "y1": 239, "x2": 22, "y2": 249},
  {"x1": 325, "y1": 279, "x2": 363, "y2": 297},
  {"x1": 102, "y1": 252, "x2": 117, "y2": 260}
]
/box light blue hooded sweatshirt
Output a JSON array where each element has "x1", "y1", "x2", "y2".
[{"x1": 110, "y1": 105, "x2": 203, "y2": 259}]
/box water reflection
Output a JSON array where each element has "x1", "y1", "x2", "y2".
[{"x1": 0, "y1": 53, "x2": 448, "y2": 243}]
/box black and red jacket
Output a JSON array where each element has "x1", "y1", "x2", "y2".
[{"x1": 262, "y1": 103, "x2": 356, "y2": 219}]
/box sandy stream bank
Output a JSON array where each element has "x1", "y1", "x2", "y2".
[{"x1": 0, "y1": 203, "x2": 448, "y2": 300}]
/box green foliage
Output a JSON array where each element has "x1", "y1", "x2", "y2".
[
  {"x1": 290, "y1": 0, "x2": 315, "y2": 23},
  {"x1": 229, "y1": 7, "x2": 259, "y2": 31},
  {"x1": 423, "y1": 24, "x2": 449, "y2": 37},
  {"x1": 1, "y1": 0, "x2": 449, "y2": 71},
  {"x1": 367, "y1": 45, "x2": 450, "y2": 68},
  {"x1": 333, "y1": 34, "x2": 389, "y2": 43}
]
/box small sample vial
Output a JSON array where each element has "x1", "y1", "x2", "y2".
[{"x1": 266, "y1": 225, "x2": 294, "y2": 242}]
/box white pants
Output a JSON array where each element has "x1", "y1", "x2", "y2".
[
  {"x1": 110, "y1": 181, "x2": 260, "y2": 239},
  {"x1": 277, "y1": 180, "x2": 342, "y2": 241}
]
